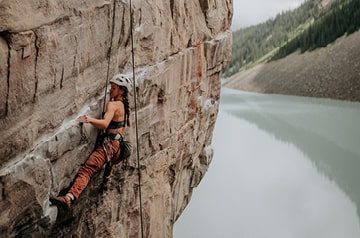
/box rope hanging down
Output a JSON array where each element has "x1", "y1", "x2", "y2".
[
  {"x1": 102, "y1": 1, "x2": 144, "y2": 236},
  {"x1": 102, "y1": 0, "x2": 117, "y2": 113},
  {"x1": 129, "y1": 1, "x2": 145, "y2": 237}
]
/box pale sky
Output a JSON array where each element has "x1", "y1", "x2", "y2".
[{"x1": 232, "y1": 0, "x2": 305, "y2": 31}]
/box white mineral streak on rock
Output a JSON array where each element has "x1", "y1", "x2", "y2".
[{"x1": 0, "y1": 0, "x2": 233, "y2": 237}]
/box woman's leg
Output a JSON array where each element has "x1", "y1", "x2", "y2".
[
  {"x1": 50, "y1": 140, "x2": 119, "y2": 209},
  {"x1": 68, "y1": 145, "x2": 107, "y2": 199}
]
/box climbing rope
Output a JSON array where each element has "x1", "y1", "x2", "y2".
[
  {"x1": 102, "y1": 0, "x2": 117, "y2": 113},
  {"x1": 98, "y1": 1, "x2": 118, "y2": 191},
  {"x1": 101, "y1": 1, "x2": 144, "y2": 236},
  {"x1": 129, "y1": 1, "x2": 145, "y2": 237}
]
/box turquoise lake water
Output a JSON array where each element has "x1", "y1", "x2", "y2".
[{"x1": 174, "y1": 88, "x2": 360, "y2": 238}]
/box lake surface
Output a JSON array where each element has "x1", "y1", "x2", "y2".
[{"x1": 174, "y1": 88, "x2": 360, "y2": 238}]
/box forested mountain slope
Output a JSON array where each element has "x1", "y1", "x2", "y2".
[
  {"x1": 224, "y1": 0, "x2": 359, "y2": 78},
  {"x1": 224, "y1": 30, "x2": 360, "y2": 102},
  {"x1": 224, "y1": 0, "x2": 359, "y2": 102}
]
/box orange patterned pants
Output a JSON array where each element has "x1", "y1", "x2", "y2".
[{"x1": 68, "y1": 140, "x2": 120, "y2": 199}]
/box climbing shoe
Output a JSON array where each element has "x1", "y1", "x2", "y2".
[{"x1": 50, "y1": 195, "x2": 72, "y2": 210}]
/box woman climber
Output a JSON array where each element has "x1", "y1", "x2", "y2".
[{"x1": 50, "y1": 74, "x2": 132, "y2": 210}]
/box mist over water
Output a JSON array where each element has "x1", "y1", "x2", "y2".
[{"x1": 174, "y1": 88, "x2": 360, "y2": 238}]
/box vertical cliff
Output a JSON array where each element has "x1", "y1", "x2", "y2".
[{"x1": 0, "y1": 0, "x2": 232, "y2": 237}]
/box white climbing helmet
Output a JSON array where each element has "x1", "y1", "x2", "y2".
[{"x1": 110, "y1": 74, "x2": 132, "y2": 92}]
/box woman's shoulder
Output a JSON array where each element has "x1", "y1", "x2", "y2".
[
  {"x1": 107, "y1": 100, "x2": 124, "y2": 109},
  {"x1": 107, "y1": 100, "x2": 124, "y2": 105}
]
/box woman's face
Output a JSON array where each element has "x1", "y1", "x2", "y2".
[{"x1": 110, "y1": 83, "x2": 121, "y2": 98}]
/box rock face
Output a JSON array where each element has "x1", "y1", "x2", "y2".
[{"x1": 0, "y1": 0, "x2": 232, "y2": 237}]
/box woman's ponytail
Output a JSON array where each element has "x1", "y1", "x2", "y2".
[{"x1": 122, "y1": 90, "x2": 131, "y2": 127}]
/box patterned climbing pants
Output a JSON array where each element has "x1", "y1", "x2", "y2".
[{"x1": 68, "y1": 139, "x2": 120, "y2": 199}]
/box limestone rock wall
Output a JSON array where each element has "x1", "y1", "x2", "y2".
[{"x1": 0, "y1": 0, "x2": 232, "y2": 237}]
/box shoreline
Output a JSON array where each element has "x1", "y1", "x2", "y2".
[{"x1": 224, "y1": 31, "x2": 360, "y2": 102}]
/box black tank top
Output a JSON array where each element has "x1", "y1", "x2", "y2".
[{"x1": 107, "y1": 120, "x2": 125, "y2": 129}]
